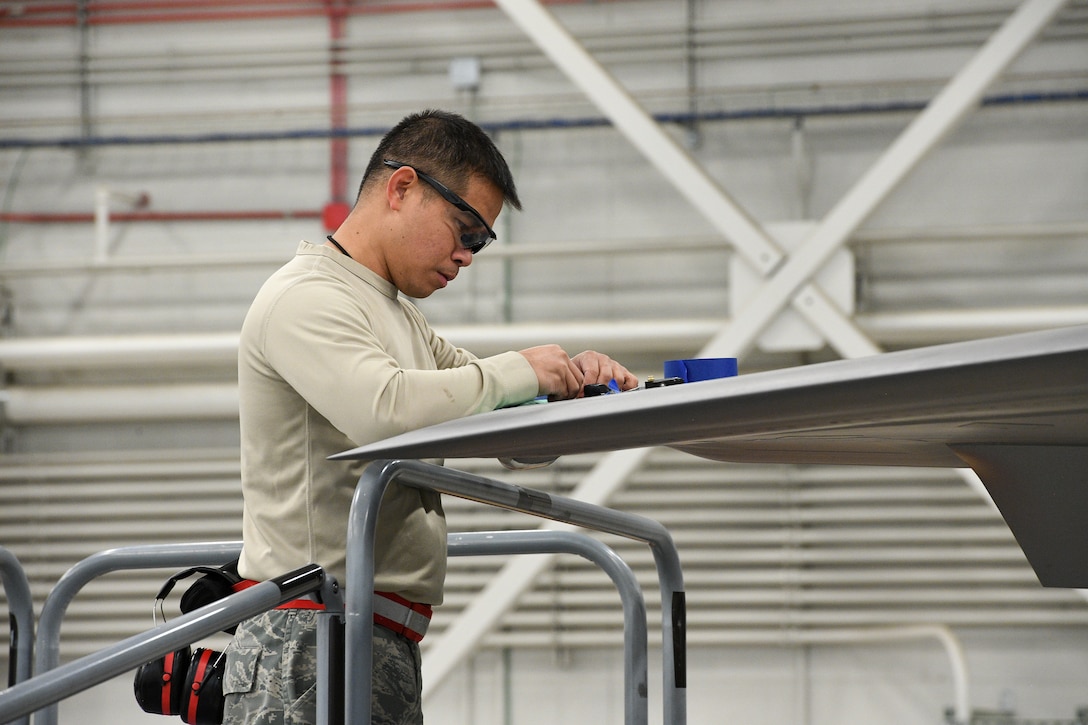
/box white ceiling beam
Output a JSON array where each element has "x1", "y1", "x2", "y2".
[{"x1": 490, "y1": 0, "x2": 782, "y2": 275}]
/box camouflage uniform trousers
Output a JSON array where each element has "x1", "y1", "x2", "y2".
[{"x1": 221, "y1": 608, "x2": 423, "y2": 725}]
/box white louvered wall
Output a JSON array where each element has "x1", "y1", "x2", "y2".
[{"x1": 2, "y1": 447, "x2": 1084, "y2": 663}]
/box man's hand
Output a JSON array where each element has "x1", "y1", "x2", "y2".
[
  {"x1": 518, "y1": 344, "x2": 583, "y2": 400},
  {"x1": 519, "y1": 346, "x2": 639, "y2": 401},
  {"x1": 571, "y1": 350, "x2": 638, "y2": 392}
]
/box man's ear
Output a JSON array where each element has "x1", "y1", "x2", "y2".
[{"x1": 385, "y1": 166, "x2": 416, "y2": 211}]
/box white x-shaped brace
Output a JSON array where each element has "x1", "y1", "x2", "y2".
[{"x1": 421, "y1": 0, "x2": 1073, "y2": 701}]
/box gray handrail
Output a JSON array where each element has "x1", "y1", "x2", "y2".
[
  {"x1": 449, "y1": 530, "x2": 648, "y2": 725},
  {"x1": 345, "y1": 459, "x2": 685, "y2": 725},
  {"x1": 33, "y1": 540, "x2": 243, "y2": 725},
  {"x1": 25, "y1": 530, "x2": 649, "y2": 725},
  {"x1": 0, "y1": 546, "x2": 34, "y2": 725},
  {"x1": 0, "y1": 565, "x2": 325, "y2": 725}
]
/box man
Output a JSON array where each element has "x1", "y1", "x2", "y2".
[{"x1": 222, "y1": 109, "x2": 638, "y2": 724}]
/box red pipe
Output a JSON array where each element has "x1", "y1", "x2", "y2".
[
  {"x1": 3, "y1": 6, "x2": 326, "y2": 26},
  {"x1": 1, "y1": 0, "x2": 609, "y2": 27},
  {"x1": 328, "y1": 0, "x2": 349, "y2": 207},
  {"x1": 92, "y1": 0, "x2": 312, "y2": 9},
  {"x1": 0, "y1": 210, "x2": 321, "y2": 223}
]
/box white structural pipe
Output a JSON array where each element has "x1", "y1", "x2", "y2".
[
  {"x1": 4, "y1": 308, "x2": 1088, "y2": 375},
  {"x1": 0, "y1": 332, "x2": 241, "y2": 370},
  {"x1": 1, "y1": 222, "x2": 1084, "y2": 277},
  {"x1": 858, "y1": 307, "x2": 1088, "y2": 344},
  {"x1": 0, "y1": 384, "x2": 239, "y2": 424}
]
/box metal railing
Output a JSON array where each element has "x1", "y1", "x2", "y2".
[
  {"x1": 345, "y1": 459, "x2": 686, "y2": 725},
  {"x1": 448, "y1": 530, "x2": 648, "y2": 725},
  {"x1": 33, "y1": 541, "x2": 244, "y2": 725},
  {"x1": 0, "y1": 546, "x2": 34, "y2": 725},
  {"x1": 0, "y1": 565, "x2": 327, "y2": 725},
  {"x1": 3, "y1": 458, "x2": 666, "y2": 725}
]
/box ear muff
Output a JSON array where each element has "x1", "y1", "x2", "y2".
[
  {"x1": 133, "y1": 645, "x2": 192, "y2": 716},
  {"x1": 158, "y1": 560, "x2": 243, "y2": 635},
  {"x1": 134, "y1": 560, "x2": 238, "y2": 720},
  {"x1": 179, "y1": 648, "x2": 225, "y2": 725}
]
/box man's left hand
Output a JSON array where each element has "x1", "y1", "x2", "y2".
[{"x1": 570, "y1": 351, "x2": 639, "y2": 395}]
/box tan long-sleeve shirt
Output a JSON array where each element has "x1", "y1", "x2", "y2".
[{"x1": 237, "y1": 241, "x2": 538, "y2": 603}]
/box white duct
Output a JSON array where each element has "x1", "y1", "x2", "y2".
[
  {"x1": 3, "y1": 308, "x2": 1088, "y2": 375},
  {"x1": 0, "y1": 333, "x2": 241, "y2": 370},
  {"x1": 0, "y1": 384, "x2": 239, "y2": 424}
]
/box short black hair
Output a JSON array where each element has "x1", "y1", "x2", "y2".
[{"x1": 358, "y1": 109, "x2": 521, "y2": 210}]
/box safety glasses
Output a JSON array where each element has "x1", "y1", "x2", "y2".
[{"x1": 383, "y1": 159, "x2": 497, "y2": 253}]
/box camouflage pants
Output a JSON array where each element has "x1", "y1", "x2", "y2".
[{"x1": 221, "y1": 609, "x2": 423, "y2": 725}]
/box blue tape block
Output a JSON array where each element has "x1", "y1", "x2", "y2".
[{"x1": 663, "y1": 358, "x2": 738, "y2": 383}]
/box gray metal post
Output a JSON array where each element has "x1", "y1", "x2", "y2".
[
  {"x1": 33, "y1": 541, "x2": 242, "y2": 725},
  {"x1": 448, "y1": 531, "x2": 648, "y2": 725},
  {"x1": 343, "y1": 463, "x2": 386, "y2": 725},
  {"x1": 0, "y1": 546, "x2": 35, "y2": 725},
  {"x1": 0, "y1": 565, "x2": 324, "y2": 725},
  {"x1": 345, "y1": 459, "x2": 685, "y2": 725},
  {"x1": 316, "y1": 578, "x2": 345, "y2": 725}
]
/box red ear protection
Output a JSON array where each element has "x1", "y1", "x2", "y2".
[
  {"x1": 133, "y1": 646, "x2": 192, "y2": 716},
  {"x1": 179, "y1": 647, "x2": 226, "y2": 725},
  {"x1": 134, "y1": 646, "x2": 224, "y2": 724},
  {"x1": 134, "y1": 559, "x2": 238, "y2": 721}
]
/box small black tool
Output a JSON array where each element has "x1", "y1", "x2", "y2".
[{"x1": 645, "y1": 377, "x2": 684, "y2": 389}]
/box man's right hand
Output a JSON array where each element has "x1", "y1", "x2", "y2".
[{"x1": 518, "y1": 345, "x2": 584, "y2": 400}]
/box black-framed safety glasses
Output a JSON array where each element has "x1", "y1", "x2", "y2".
[{"x1": 383, "y1": 159, "x2": 497, "y2": 253}]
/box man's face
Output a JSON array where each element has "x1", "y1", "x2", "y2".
[{"x1": 388, "y1": 173, "x2": 503, "y2": 299}]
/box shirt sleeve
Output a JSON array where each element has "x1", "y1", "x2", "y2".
[{"x1": 257, "y1": 276, "x2": 539, "y2": 446}]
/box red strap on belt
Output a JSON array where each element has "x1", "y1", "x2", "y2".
[
  {"x1": 373, "y1": 590, "x2": 432, "y2": 643},
  {"x1": 232, "y1": 579, "x2": 325, "y2": 610},
  {"x1": 233, "y1": 580, "x2": 431, "y2": 641}
]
